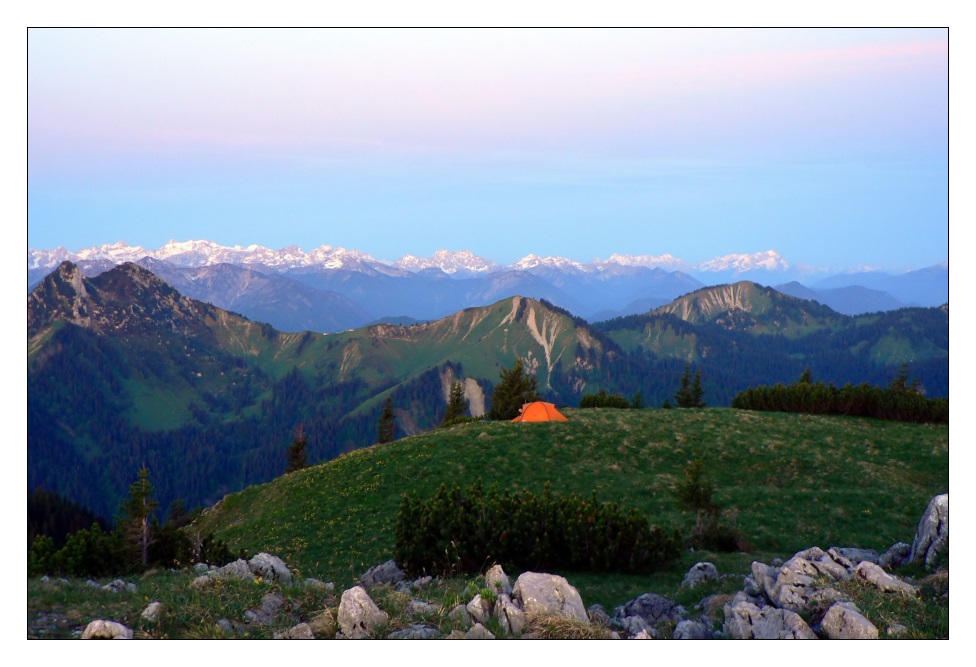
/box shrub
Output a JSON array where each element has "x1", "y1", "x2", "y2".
[
  {"x1": 394, "y1": 481, "x2": 680, "y2": 576},
  {"x1": 579, "y1": 389, "x2": 631, "y2": 409}
]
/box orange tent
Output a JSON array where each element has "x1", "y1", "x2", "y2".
[{"x1": 511, "y1": 401, "x2": 569, "y2": 423}]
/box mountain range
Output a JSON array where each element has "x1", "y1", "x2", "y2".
[
  {"x1": 28, "y1": 242, "x2": 949, "y2": 329},
  {"x1": 28, "y1": 260, "x2": 948, "y2": 520}
]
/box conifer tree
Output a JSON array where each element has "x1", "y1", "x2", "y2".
[
  {"x1": 631, "y1": 390, "x2": 643, "y2": 409},
  {"x1": 489, "y1": 358, "x2": 541, "y2": 420},
  {"x1": 378, "y1": 396, "x2": 397, "y2": 443},
  {"x1": 691, "y1": 370, "x2": 705, "y2": 407},
  {"x1": 675, "y1": 364, "x2": 693, "y2": 407},
  {"x1": 120, "y1": 465, "x2": 158, "y2": 568},
  {"x1": 442, "y1": 381, "x2": 468, "y2": 425},
  {"x1": 286, "y1": 424, "x2": 308, "y2": 473}
]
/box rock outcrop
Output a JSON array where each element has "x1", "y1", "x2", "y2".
[
  {"x1": 513, "y1": 572, "x2": 588, "y2": 623},
  {"x1": 910, "y1": 494, "x2": 948, "y2": 569},
  {"x1": 337, "y1": 586, "x2": 389, "y2": 639}
]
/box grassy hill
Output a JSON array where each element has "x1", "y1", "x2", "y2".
[{"x1": 192, "y1": 408, "x2": 948, "y2": 608}]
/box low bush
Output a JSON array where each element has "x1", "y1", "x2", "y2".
[{"x1": 394, "y1": 481, "x2": 680, "y2": 576}]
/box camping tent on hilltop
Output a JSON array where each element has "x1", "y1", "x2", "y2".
[{"x1": 511, "y1": 401, "x2": 569, "y2": 423}]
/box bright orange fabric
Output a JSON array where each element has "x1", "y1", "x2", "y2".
[{"x1": 511, "y1": 401, "x2": 569, "y2": 422}]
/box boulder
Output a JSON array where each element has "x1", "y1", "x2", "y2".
[
  {"x1": 249, "y1": 552, "x2": 292, "y2": 583},
  {"x1": 494, "y1": 594, "x2": 527, "y2": 635},
  {"x1": 466, "y1": 594, "x2": 492, "y2": 624},
  {"x1": 337, "y1": 586, "x2": 389, "y2": 639},
  {"x1": 879, "y1": 542, "x2": 912, "y2": 570},
  {"x1": 630, "y1": 629, "x2": 654, "y2": 639},
  {"x1": 513, "y1": 572, "x2": 588, "y2": 623},
  {"x1": 274, "y1": 623, "x2": 315, "y2": 639},
  {"x1": 820, "y1": 602, "x2": 878, "y2": 639},
  {"x1": 190, "y1": 574, "x2": 214, "y2": 590},
  {"x1": 723, "y1": 599, "x2": 817, "y2": 639},
  {"x1": 909, "y1": 494, "x2": 948, "y2": 569},
  {"x1": 465, "y1": 623, "x2": 495, "y2": 639},
  {"x1": 759, "y1": 553, "x2": 848, "y2": 612},
  {"x1": 854, "y1": 561, "x2": 918, "y2": 596},
  {"x1": 681, "y1": 562, "x2": 719, "y2": 589},
  {"x1": 612, "y1": 593, "x2": 685, "y2": 630},
  {"x1": 674, "y1": 619, "x2": 712, "y2": 639},
  {"x1": 193, "y1": 563, "x2": 211, "y2": 574},
  {"x1": 617, "y1": 615, "x2": 655, "y2": 638},
  {"x1": 388, "y1": 624, "x2": 443, "y2": 639},
  {"x1": 485, "y1": 564, "x2": 513, "y2": 597},
  {"x1": 215, "y1": 558, "x2": 254, "y2": 581},
  {"x1": 140, "y1": 601, "x2": 163, "y2": 622},
  {"x1": 886, "y1": 623, "x2": 909, "y2": 638},
  {"x1": 448, "y1": 603, "x2": 473, "y2": 628},
  {"x1": 81, "y1": 619, "x2": 133, "y2": 639},
  {"x1": 360, "y1": 559, "x2": 406, "y2": 589}
]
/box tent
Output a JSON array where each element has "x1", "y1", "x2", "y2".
[{"x1": 511, "y1": 401, "x2": 569, "y2": 423}]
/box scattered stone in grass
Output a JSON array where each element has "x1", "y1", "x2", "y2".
[
  {"x1": 886, "y1": 623, "x2": 909, "y2": 638},
  {"x1": 465, "y1": 623, "x2": 495, "y2": 639},
  {"x1": 681, "y1": 562, "x2": 719, "y2": 589},
  {"x1": 879, "y1": 542, "x2": 912, "y2": 570},
  {"x1": 337, "y1": 586, "x2": 389, "y2": 639},
  {"x1": 485, "y1": 564, "x2": 512, "y2": 597},
  {"x1": 466, "y1": 594, "x2": 492, "y2": 624},
  {"x1": 141, "y1": 601, "x2": 163, "y2": 622},
  {"x1": 81, "y1": 619, "x2": 133, "y2": 639},
  {"x1": 854, "y1": 562, "x2": 919, "y2": 596},
  {"x1": 674, "y1": 619, "x2": 712, "y2": 639},
  {"x1": 820, "y1": 601, "x2": 878, "y2": 639},
  {"x1": 388, "y1": 624, "x2": 443, "y2": 639},
  {"x1": 360, "y1": 560, "x2": 406, "y2": 589},
  {"x1": 305, "y1": 577, "x2": 335, "y2": 593},
  {"x1": 249, "y1": 552, "x2": 292, "y2": 584},
  {"x1": 274, "y1": 623, "x2": 314, "y2": 639},
  {"x1": 101, "y1": 579, "x2": 137, "y2": 593}
]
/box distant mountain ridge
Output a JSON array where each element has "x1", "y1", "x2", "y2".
[{"x1": 28, "y1": 241, "x2": 948, "y2": 327}]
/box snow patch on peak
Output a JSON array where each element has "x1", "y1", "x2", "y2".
[
  {"x1": 510, "y1": 254, "x2": 588, "y2": 274},
  {"x1": 595, "y1": 253, "x2": 687, "y2": 271}
]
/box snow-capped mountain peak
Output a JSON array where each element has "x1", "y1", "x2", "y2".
[
  {"x1": 594, "y1": 253, "x2": 688, "y2": 272},
  {"x1": 394, "y1": 250, "x2": 497, "y2": 275},
  {"x1": 510, "y1": 254, "x2": 588, "y2": 274},
  {"x1": 696, "y1": 250, "x2": 790, "y2": 274}
]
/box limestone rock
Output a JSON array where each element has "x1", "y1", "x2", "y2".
[
  {"x1": 612, "y1": 593, "x2": 685, "y2": 630},
  {"x1": 854, "y1": 561, "x2": 918, "y2": 596},
  {"x1": 274, "y1": 622, "x2": 315, "y2": 639},
  {"x1": 140, "y1": 601, "x2": 163, "y2": 622},
  {"x1": 360, "y1": 559, "x2": 406, "y2": 589},
  {"x1": 909, "y1": 494, "x2": 948, "y2": 569},
  {"x1": 101, "y1": 579, "x2": 137, "y2": 593},
  {"x1": 466, "y1": 594, "x2": 492, "y2": 624},
  {"x1": 723, "y1": 599, "x2": 817, "y2": 639},
  {"x1": 305, "y1": 577, "x2": 335, "y2": 593},
  {"x1": 829, "y1": 547, "x2": 879, "y2": 565},
  {"x1": 485, "y1": 564, "x2": 513, "y2": 597},
  {"x1": 886, "y1": 623, "x2": 909, "y2": 638},
  {"x1": 821, "y1": 602, "x2": 878, "y2": 639},
  {"x1": 617, "y1": 615, "x2": 655, "y2": 638},
  {"x1": 630, "y1": 628, "x2": 654, "y2": 639},
  {"x1": 448, "y1": 604, "x2": 473, "y2": 628},
  {"x1": 81, "y1": 619, "x2": 133, "y2": 639},
  {"x1": 681, "y1": 562, "x2": 719, "y2": 589},
  {"x1": 879, "y1": 542, "x2": 912, "y2": 570},
  {"x1": 388, "y1": 624, "x2": 443, "y2": 639},
  {"x1": 407, "y1": 599, "x2": 440, "y2": 618},
  {"x1": 193, "y1": 563, "x2": 211, "y2": 574},
  {"x1": 215, "y1": 558, "x2": 254, "y2": 581},
  {"x1": 760, "y1": 553, "x2": 848, "y2": 612},
  {"x1": 674, "y1": 619, "x2": 712, "y2": 639},
  {"x1": 513, "y1": 572, "x2": 588, "y2": 623},
  {"x1": 494, "y1": 594, "x2": 527, "y2": 635},
  {"x1": 190, "y1": 574, "x2": 214, "y2": 589},
  {"x1": 337, "y1": 585, "x2": 389, "y2": 639},
  {"x1": 465, "y1": 623, "x2": 495, "y2": 639},
  {"x1": 249, "y1": 552, "x2": 292, "y2": 583}
]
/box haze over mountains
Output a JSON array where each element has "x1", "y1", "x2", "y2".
[
  {"x1": 28, "y1": 259, "x2": 948, "y2": 519},
  {"x1": 28, "y1": 241, "x2": 949, "y2": 331}
]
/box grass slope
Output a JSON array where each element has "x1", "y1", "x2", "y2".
[{"x1": 193, "y1": 408, "x2": 947, "y2": 608}]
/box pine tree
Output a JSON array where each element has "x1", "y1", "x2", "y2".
[
  {"x1": 120, "y1": 465, "x2": 158, "y2": 568},
  {"x1": 691, "y1": 370, "x2": 705, "y2": 407},
  {"x1": 286, "y1": 424, "x2": 308, "y2": 473},
  {"x1": 675, "y1": 364, "x2": 693, "y2": 407},
  {"x1": 378, "y1": 396, "x2": 396, "y2": 443},
  {"x1": 799, "y1": 367, "x2": 813, "y2": 384},
  {"x1": 442, "y1": 381, "x2": 468, "y2": 426},
  {"x1": 488, "y1": 358, "x2": 541, "y2": 420}
]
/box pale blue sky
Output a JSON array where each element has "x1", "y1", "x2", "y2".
[{"x1": 27, "y1": 28, "x2": 948, "y2": 270}]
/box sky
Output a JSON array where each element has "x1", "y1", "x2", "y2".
[{"x1": 27, "y1": 27, "x2": 949, "y2": 271}]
